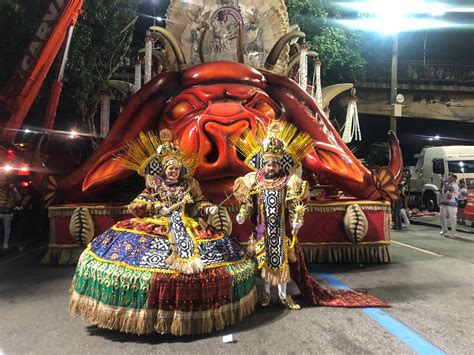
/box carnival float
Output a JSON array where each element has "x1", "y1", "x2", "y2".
[
  {"x1": 33, "y1": 0, "x2": 401, "y2": 266},
  {"x1": 0, "y1": 0, "x2": 403, "y2": 336}
]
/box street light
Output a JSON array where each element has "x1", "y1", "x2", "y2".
[
  {"x1": 390, "y1": 33, "x2": 398, "y2": 133},
  {"x1": 336, "y1": 0, "x2": 460, "y2": 134}
]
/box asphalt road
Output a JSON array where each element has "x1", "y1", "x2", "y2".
[{"x1": 0, "y1": 224, "x2": 472, "y2": 355}]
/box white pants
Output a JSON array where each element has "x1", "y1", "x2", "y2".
[
  {"x1": 264, "y1": 282, "x2": 287, "y2": 300},
  {"x1": 0, "y1": 213, "x2": 13, "y2": 247},
  {"x1": 400, "y1": 209, "x2": 410, "y2": 226},
  {"x1": 440, "y1": 205, "x2": 457, "y2": 235}
]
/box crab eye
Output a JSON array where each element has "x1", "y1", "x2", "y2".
[
  {"x1": 169, "y1": 101, "x2": 195, "y2": 120},
  {"x1": 252, "y1": 100, "x2": 276, "y2": 119}
]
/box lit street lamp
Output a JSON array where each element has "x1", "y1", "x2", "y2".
[
  {"x1": 390, "y1": 34, "x2": 398, "y2": 133},
  {"x1": 335, "y1": 0, "x2": 467, "y2": 134}
]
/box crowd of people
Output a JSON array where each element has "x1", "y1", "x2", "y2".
[
  {"x1": 391, "y1": 172, "x2": 470, "y2": 236},
  {"x1": 439, "y1": 174, "x2": 469, "y2": 238},
  {"x1": 406, "y1": 64, "x2": 474, "y2": 83},
  {"x1": 0, "y1": 174, "x2": 38, "y2": 253},
  {"x1": 406, "y1": 64, "x2": 456, "y2": 81}
]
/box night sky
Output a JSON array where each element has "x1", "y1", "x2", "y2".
[
  {"x1": 134, "y1": 0, "x2": 473, "y2": 166},
  {"x1": 3, "y1": 0, "x2": 469, "y2": 166},
  {"x1": 356, "y1": 115, "x2": 474, "y2": 166}
]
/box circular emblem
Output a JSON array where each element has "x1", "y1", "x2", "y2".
[
  {"x1": 210, "y1": 7, "x2": 244, "y2": 40},
  {"x1": 396, "y1": 93, "x2": 405, "y2": 104}
]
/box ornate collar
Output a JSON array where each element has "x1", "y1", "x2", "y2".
[{"x1": 255, "y1": 170, "x2": 288, "y2": 190}]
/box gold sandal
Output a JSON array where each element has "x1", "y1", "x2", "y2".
[
  {"x1": 259, "y1": 292, "x2": 271, "y2": 307},
  {"x1": 280, "y1": 295, "x2": 300, "y2": 310}
]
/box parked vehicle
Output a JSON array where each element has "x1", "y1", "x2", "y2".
[{"x1": 404, "y1": 145, "x2": 474, "y2": 211}]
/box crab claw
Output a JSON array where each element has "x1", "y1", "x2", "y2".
[
  {"x1": 263, "y1": 70, "x2": 403, "y2": 201},
  {"x1": 386, "y1": 130, "x2": 403, "y2": 183}
]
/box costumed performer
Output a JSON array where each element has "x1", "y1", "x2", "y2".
[
  {"x1": 69, "y1": 130, "x2": 257, "y2": 335},
  {"x1": 233, "y1": 120, "x2": 389, "y2": 309}
]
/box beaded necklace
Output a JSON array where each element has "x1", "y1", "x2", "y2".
[
  {"x1": 255, "y1": 169, "x2": 288, "y2": 190},
  {"x1": 157, "y1": 178, "x2": 190, "y2": 206}
]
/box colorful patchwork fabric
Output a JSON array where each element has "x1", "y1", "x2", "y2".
[
  {"x1": 90, "y1": 217, "x2": 245, "y2": 272},
  {"x1": 70, "y1": 179, "x2": 258, "y2": 336},
  {"x1": 70, "y1": 250, "x2": 257, "y2": 336}
]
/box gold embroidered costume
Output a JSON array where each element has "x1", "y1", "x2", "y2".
[{"x1": 69, "y1": 130, "x2": 256, "y2": 335}]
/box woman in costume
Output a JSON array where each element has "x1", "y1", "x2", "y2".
[{"x1": 69, "y1": 130, "x2": 257, "y2": 335}]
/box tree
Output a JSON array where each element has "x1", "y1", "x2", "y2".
[
  {"x1": 285, "y1": 0, "x2": 386, "y2": 144},
  {"x1": 286, "y1": 0, "x2": 370, "y2": 85},
  {"x1": 62, "y1": 0, "x2": 139, "y2": 146},
  {"x1": 0, "y1": 0, "x2": 51, "y2": 87},
  {"x1": 0, "y1": 0, "x2": 139, "y2": 147}
]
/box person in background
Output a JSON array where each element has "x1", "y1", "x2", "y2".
[
  {"x1": 0, "y1": 174, "x2": 21, "y2": 250},
  {"x1": 439, "y1": 173, "x2": 459, "y2": 238},
  {"x1": 457, "y1": 179, "x2": 468, "y2": 225},
  {"x1": 13, "y1": 184, "x2": 36, "y2": 252},
  {"x1": 399, "y1": 183, "x2": 411, "y2": 228},
  {"x1": 392, "y1": 196, "x2": 403, "y2": 230}
]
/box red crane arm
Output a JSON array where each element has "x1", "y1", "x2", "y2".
[{"x1": 0, "y1": 0, "x2": 84, "y2": 142}]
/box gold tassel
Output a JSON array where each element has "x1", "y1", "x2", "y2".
[
  {"x1": 165, "y1": 253, "x2": 204, "y2": 274},
  {"x1": 288, "y1": 246, "x2": 297, "y2": 262},
  {"x1": 260, "y1": 265, "x2": 290, "y2": 286}
]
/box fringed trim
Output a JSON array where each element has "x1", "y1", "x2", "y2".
[
  {"x1": 307, "y1": 203, "x2": 390, "y2": 213},
  {"x1": 49, "y1": 205, "x2": 129, "y2": 217},
  {"x1": 165, "y1": 253, "x2": 204, "y2": 274},
  {"x1": 261, "y1": 265, "x2": 291, "y2": 286},
  {"x1": 42, "y1": 245, "x2": 84, "y2": 265},
  {"x1": 227, "y1": 200, "x2": 391, "y2": 214},
  {"x1": 225, "y1": 259, "x2": 257, "y2": 301},
  {"x1": 69, "y1": 287, "x2": 257, "y2": 336},
  {"x1": 300, "y1": 244, "x2": 391, "y2": 264},
  {"x1": 155, "y1": 288, "x2": 257, "y2": 336},
  {"x1": 70, "y1": 290, "x2": 151, "y2": 334}
]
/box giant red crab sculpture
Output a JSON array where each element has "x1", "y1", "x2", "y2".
[{"x1": 31, "y1": 36, "x2": 402, "y2": 206}]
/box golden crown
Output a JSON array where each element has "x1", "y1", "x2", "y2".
[
  {"x1": 115, "y1": 130, "x2": 198, "y2": 177},
  {"x1": 155, "y1": 130, "x2": 185, "y2": 169},
  {"x1": 235, "y1": 120, "x2": 314, "y2": 172}
]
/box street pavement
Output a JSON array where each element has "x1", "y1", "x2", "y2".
[
  {"x1": 0, "y1": 223, "x2": 473, "y2": 355},
  {"x1": 409, "y1": 212, "x2": 474, "y2": 235}
]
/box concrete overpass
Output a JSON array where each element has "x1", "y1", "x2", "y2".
[{"x1": 350, "y1": 60, "x2": 474, "y2": 124}]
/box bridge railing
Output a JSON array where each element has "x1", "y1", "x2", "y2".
[{"x1": 365, "y1": 60, "x2": 474, "y2": 86}]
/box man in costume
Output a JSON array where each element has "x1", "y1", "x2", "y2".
[
  {"x1": 233, "y1": 121, "x2": 390, "y2": 310},
  {"x1": 234, "y1": 121, "x2": 311, "y2": 309},
  {"x1": 70, "y1": 130, "x2": 257, "y2": 335}
]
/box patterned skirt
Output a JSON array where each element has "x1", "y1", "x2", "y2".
[{"x1": 69, "y1": 216, "x2": 257, "y2": 335}]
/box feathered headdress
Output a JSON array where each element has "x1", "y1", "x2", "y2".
[
  {"x1": 235, "y1": 120, "x2": 314, "y2": 173},
  {"x1": 114, "y1": 130, "x2": 199, "y2": 178}
]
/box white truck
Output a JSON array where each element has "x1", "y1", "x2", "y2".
[{"x1": 405, "y1": 145, "x2": 474, "y2": 211}]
